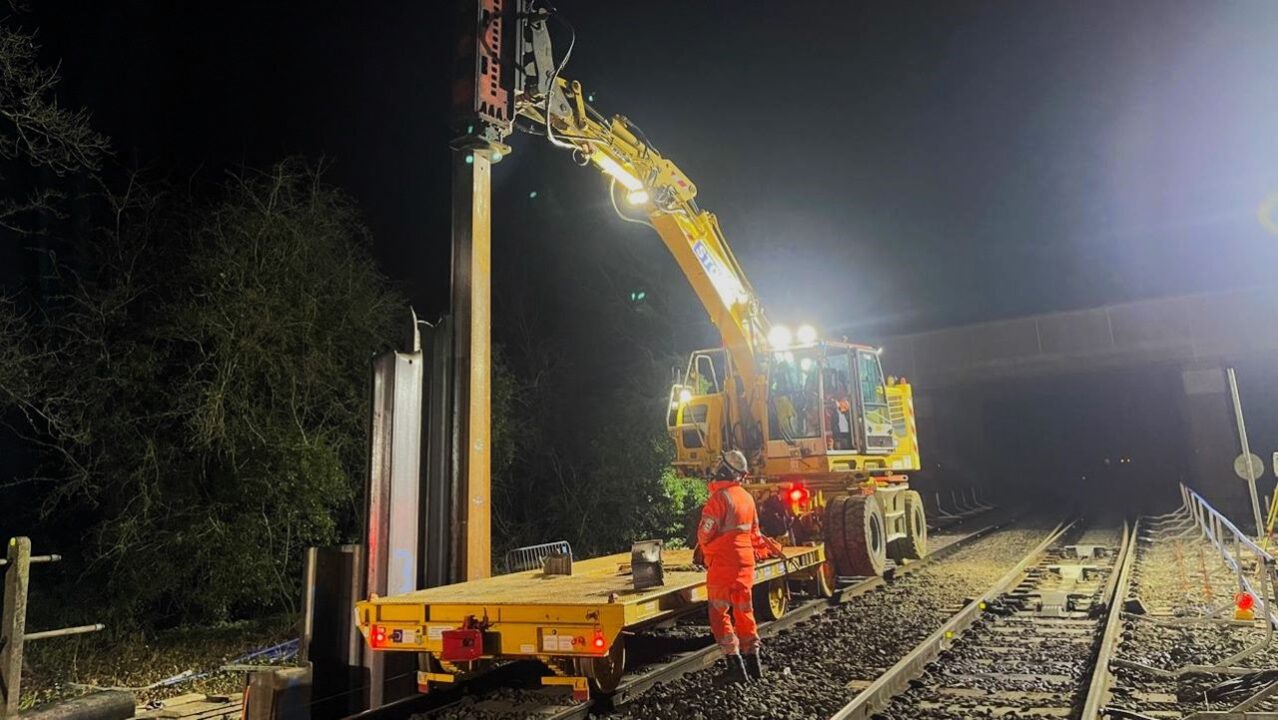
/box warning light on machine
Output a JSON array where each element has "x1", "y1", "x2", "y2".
[
  {"x1": 592, "y1": 629, "x2": 606, "y2": 651},
  {"x1": 371, "y1": 625, "x2": 387, "y2": 648},
  {"x1": 786, "y1": 484, "x2": 810, "y2": 505}
]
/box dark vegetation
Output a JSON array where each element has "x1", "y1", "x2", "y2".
[{"x1": 0, "y1": 7, "x2": 697, "y2": 639}]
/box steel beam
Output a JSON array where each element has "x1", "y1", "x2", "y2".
[
  {"x1": 422, "y1": 318, "x2": 454, "y2": 588},
  {"x1": 450, "y1": 150, "x2": 492, "y2": 581},
  {"x1": 363, "y1": 344, "x2": 425, "y2": 707}
]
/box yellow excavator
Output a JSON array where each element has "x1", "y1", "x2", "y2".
[
  {"x1": 346, "y1": 2, "x2": 931, "y2": 699},
  {"x1": 505, "y1": 4, "x2": 927, "y2": 576}
]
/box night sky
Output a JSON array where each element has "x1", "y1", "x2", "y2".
[{"x1": 25, "y1": 0, "x2": 1278, "y2": 339}]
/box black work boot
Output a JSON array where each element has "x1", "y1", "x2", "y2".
[
  {"x1": 724, "y1": 653, "x2": 750, "y2": 683},
  {"x1": 744, "y1": 651, "x2": 764, "y2": 680}
]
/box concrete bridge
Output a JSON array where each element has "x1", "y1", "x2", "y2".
[{"x1": 874, "y1": 286, "x2": 1278, "y2": 520}]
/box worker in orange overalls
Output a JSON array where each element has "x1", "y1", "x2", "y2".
[{"x1": 696, "y1": 450, "x2": 764, "y2": 682}]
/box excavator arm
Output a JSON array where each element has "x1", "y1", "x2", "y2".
[{"x1": 512, "y1": 13, "x2": 770, "y2": 386}]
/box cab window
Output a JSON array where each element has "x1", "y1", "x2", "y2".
[
  {"x1": 768, "y1": 350, "x2": 821, "y2": 441},
  {"x1": 857, "y1": 351, "x2": 890, "y2": 424}
]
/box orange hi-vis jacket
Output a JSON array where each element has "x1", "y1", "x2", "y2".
[{"x1": 697, "y1": 480, "x2": 758, "y2": 587}]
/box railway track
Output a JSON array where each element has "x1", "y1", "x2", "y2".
[
  {"x1": 1096, "y1": 489, "x2": 1278, "y2": 719},
  {"x1": 383, "y1": 512, "x2": 1014, "y2": 720},
  {"x1": 341, "y1": 509, "x2": 1146, "y2": 720},
  {"x1": 833, "y1": 521, "x2": 1134, "y2": 720}
]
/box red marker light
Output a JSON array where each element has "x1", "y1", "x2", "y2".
[
  {"x1": 786, "y1": 485, "x2": 810, "y2": 505},
  {"x1": 1238, "y1": 592, "x2": 1255, "y2": 611},
  {"x1": 371, "y1": 624, "x2": 387, "y2": 648},
  {"x1": 592, "y1": 629, "x2": 606, "y2": 651}
]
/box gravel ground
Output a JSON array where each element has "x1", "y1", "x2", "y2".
[
  {"x1": 600, "y1": 523, "x2": 1058, "y2": 720},
  {"x1": 873, "y1": 525, "x2": 1123, "y2": 720},
  {"x1": 418, "y1": 688, "x2": 585, "y2": 720}
]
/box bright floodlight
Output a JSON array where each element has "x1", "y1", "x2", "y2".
[
  {"x1": 627, "y1": 189, "x2": 650, "y2": 205},
  {"x1": 678, "y1": 388, "x2": 693, "y2": 404},
  {"x1": 796, "y1": 324, "x2": 818, "y2": 344},
  {"x1": 768, "y1": 325, "x2": 793, "y2": 349},
  {"x1": 592, "y1": 151, "x2": 644, "y2": 191}
]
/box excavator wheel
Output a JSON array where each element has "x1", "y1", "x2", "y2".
[
  {"x1": 823, "y1": 494, "x2": 887, "y2": 577},
  {"x1": 887, "y1": 490, "x2": 928, "y2": 561},
  {"x1": 822, "y1": 496, "x2": 852, "y2": 576}
]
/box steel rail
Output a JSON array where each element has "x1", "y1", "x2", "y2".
[
  {"x1": 1080, "y1": 520, "x2": 1139, "y2": 720},
  {"x1": 828, "y1": 517, "x2": 1076, "y2": 720}
]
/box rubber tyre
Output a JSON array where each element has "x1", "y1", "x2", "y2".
[
  {"x1": 824, "y1": 494, "x2": 887, "y2": 577},
  {"x1": 753, "y1": 578, "x2": 789, "y2": 620},
  {"x1": 887, "y1": 490, "x2": 928, "y2": 561},
  {"x1": 822, "y1": 496, "x2": 851, "y2": 576}
]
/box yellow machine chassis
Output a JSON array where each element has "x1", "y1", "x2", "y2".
[{"x1": 356, "y1": 545, "x2": 824, "y2": 697}]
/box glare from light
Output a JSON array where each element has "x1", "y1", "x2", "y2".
[
  {"x1": 799, "y1": 357, "x2": 814, "y2": 372},
  {"x1": 796, "y1": 324, "x2": 818, "y2": 344},
  {"x1": 626, "y1": 189, "x2": 650, "y2": 205},
  {"x1": 592, "y1": 151, "x2": 643, "y2": 191},
  {"x1": 1260, "y1": 191, "x2": 1278, "y2": 236},
  {"x1": 678, "y1": 388, "x2": 693, "y2": 404},
  {"x1": 768, "y1": 325, "x2": 793, "y2": 349}
]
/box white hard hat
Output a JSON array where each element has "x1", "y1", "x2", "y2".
[{"x1": 722, "y1": 450, "x2": 748, "y2": 476}]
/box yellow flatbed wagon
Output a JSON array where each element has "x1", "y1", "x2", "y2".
[{"x1": 355, "y1": 544, "x2": 826, "y2": 698}]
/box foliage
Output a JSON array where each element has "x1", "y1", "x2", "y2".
[
  {"x1": 0, "y1": 161, "x2": 402, "y2": 623},
  {"x1": 490, "y1": 303, "x2": 704, "y2": 563}
]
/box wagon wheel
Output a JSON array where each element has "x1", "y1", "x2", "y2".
[
  {"x1": 753, "y1": 578, "x2": 789, "y2": 620},
  {"x1": 574, "y1": 633, "x2": 626, "y2": 694},
  {"x1": 807, "y1": 559, "x2": 836, "y2": 598}
]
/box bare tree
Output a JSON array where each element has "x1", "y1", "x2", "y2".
[{"x1": 0, "y1": 13, "x2": 109, "y2": 232}]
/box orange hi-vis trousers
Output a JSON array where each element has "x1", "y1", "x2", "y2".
[{"x1": 708, "y1": 579, "x2": 759, "y2": 655}]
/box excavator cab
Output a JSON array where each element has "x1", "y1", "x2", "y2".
[
  {"x1": 669, "y1": 341, "x2": 918, "y2": 481},
  {"x1": 765, "y1": 343, "x2": 894, "y2": 455}
]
